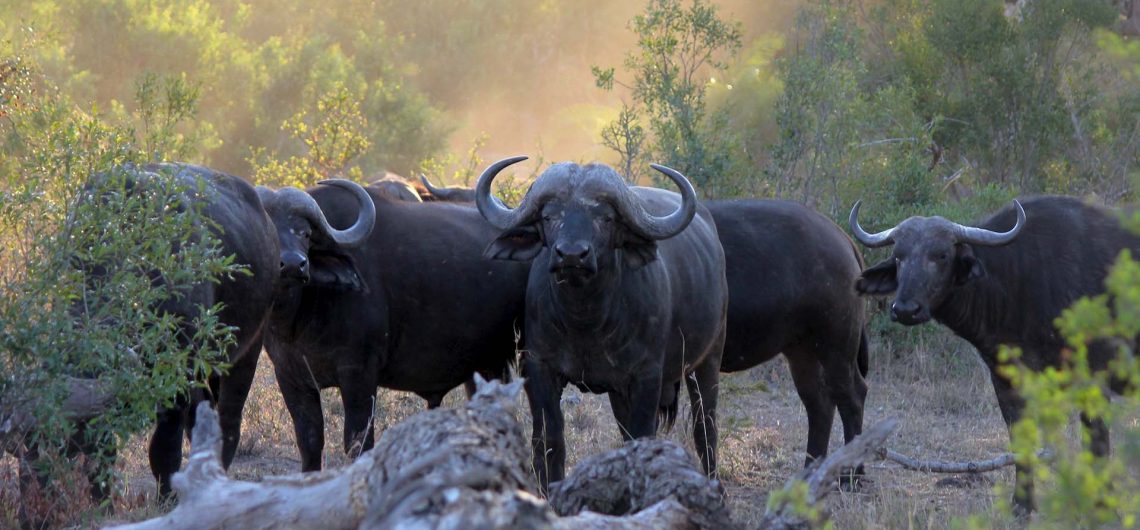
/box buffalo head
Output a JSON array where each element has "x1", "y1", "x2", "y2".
[
  {"x1": 474, "y1": 157, "x2": 697, "y2": 286},
  {"x1": 849, "y1": 200, "x2": 1025, "y2": 324},
  {"x1": 257, "y1": 180, "x2": 376, "y2": 288}
]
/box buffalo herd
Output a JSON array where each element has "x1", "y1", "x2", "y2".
[{"x1": 57, "y1": 159, "x2": 1140, "y2": 514}]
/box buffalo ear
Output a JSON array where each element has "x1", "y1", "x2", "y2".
[
  {"x1": 618, "y1": 230, "x2": 659, "y2": 270},
  {"x1": 309, "y1": 252, "x2": 368, "y2": 292},
  {"x1": 855, "y1": 258, "x2": 898, "y2": 295},
  {"x1": 952, "y1": 244, "x2": 985, "y2": 286},
  {"x1": 484, "y1": 225, "x2": 543, "y2": 261}
]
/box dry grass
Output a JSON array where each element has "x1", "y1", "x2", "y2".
[{"x1": 4, "y1": 325, "x2": 1137, "y2": 528}]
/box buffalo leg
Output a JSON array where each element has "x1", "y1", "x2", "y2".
[
  {"x1": 990, "y1": 370, "x2": 1034, "y2": 515},
  {"x1": 1080, "y1": 412, "x2": 1111, "y2": 458},
  {"x1": 274, "y1": 363, "x2": 325, "y2": 472},
  {"x1": 217, "y1": 344, "x2": 260, "y2": 469},
  {"x1": 608, "y1": 392, "x2": 635, "y2": 441},
  {"x1": 787, "y1": 353, "x2": 835, "y2": 467},
  {"x1": 339, "y1": 373, "x2": 378, "y2": 459},
  {"x1": 149, "y1": 393, "x2": 191, "y2": 499},
  {"x1": 685, "y1": 355, "x2": 721, "y2": 479},
  {"x1": 522, "y1": 356, "x2": 566, "y2": 492},
  {"x1": 626, "y1": 374, "x2": 664, "y2": 440},
  {"x1": 825, "y1": 332, "x2": 868, "y2": 487}
]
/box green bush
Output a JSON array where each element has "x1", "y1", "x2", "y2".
[{"x1": 0, "y1": 51, "x2": 239, "y2": 525}]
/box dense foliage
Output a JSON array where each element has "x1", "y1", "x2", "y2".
[{"x1": 0, "y1": 49, "x2": 240, "y2": 526}]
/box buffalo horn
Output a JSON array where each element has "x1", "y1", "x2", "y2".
[
  {"x1": 419, "y1": 174, "x2": 455, "y2": 201},
  {"x1": 952, "y1": 199, "x2": 1025, "y2": 246},
  {"x1": 475, "y1": 156, "x2": 531, "y2": 229},
  {"x1": 621, "y1": 164, "x2": 698, "y2": 240},
  {"x1": 849, "y1": 200, "x2": 898, "y2": 248}
]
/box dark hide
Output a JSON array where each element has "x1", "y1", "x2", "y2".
[
  {"x1": 369, "y1": 175, "x2": 422, "y2": 203},
  {"x1": 708, "y1": 200, "x2": 869, "y2": 481},
  {"x1": 264, "y1": 191, "x2": 529, "y2": 472},
  {"x1": 855, "y1": 195, "x2": 1140, "y2": 513},
  {"x1": 483, "y1": 163, "x2": 728, "y2": 491},
  {"x1": 72, "y1": 163, "x2": 278, "y2": 500}
]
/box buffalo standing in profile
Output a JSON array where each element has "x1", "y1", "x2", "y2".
[
  {"x1": 708, "y1": 200, "x2": 869, "y2": 480},
  {"x1": 850, "y1": 195, "x2": 1140, "y2": 513},
  {"x1": 475, "y1": 156, "x2": 728, "y2": 490},
  {"x1": 62, "y1": 163, "x2": 375, "y2": 499},
  {"x1": 263, "y1": 184, "x2": 530, "y2": 472}
]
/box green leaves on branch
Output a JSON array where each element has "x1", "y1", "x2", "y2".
[
  {"x1": 593, "y1": 0, "x2": 742, "y2": 195},
  {"x1": 993, "y1": 246, "x2": 1140, "y2": 527},
  {"x1": 0, "y1": 54, "x2": 241, "y2": 520},
  {"x1": 251, "y1": 83, "x2": 370, "y2": 188}
]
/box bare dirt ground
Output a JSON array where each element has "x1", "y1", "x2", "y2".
[{"x1": 4, "y1": 323, "x2": 1137, "y2": 528}]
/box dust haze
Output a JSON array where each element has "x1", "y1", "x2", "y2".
[{"x1": 386, "y1": 0, "x2": 800, "y2": 177}]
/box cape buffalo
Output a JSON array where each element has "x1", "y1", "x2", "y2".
[
  {"x1": 62, "y1": 163, "x2": 375, "y2": 499},
  {"x1": 263, "y1": 186, "x2": 530, "y2": 472},
  {"x1": 708, "y1": 200, "x2": 869, "y2": 481},
  {"x1": 369, "y1": 173, "x2": 422, "y2": 203},
  {"x1": 420, "y1": 174, "x2": 477, "y2": 202},
  {"x1": 850, "y1": 195, "x2": 1140, "y2": 513},
  {"x1": 476, "y1": 156, "x2": 728, "y2": 490}
]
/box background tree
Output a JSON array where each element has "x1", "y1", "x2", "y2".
[{"x1": 593, "y1": 0, "x2": 743, "y2": 195}]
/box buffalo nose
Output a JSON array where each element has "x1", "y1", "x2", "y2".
[
  {"x1": 890, "y1": 300, "x2": 922, "y2": 322},
  {"x1": 280, "y1": 252, "x2": 308, "y2": 275},
  {"x1": 554, "y1": 241, "x2": 590, "y2": 262}
]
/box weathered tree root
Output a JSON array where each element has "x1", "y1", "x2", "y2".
[
  {"x1": 105, "y1": 379, "x2": 900, "y2": 530},
  {"x1": 549, "y1": 438, "x2": 735, "y2": 530}
]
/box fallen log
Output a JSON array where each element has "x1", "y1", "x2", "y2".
[
  {"x1": 105, "y1": 376, "x2": 899, "y2": 530},
  {"x1": 879, "y1": 447, "x2": 1052, "y2": 474}
]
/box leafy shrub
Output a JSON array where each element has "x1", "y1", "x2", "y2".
[{"x1": 0, "y1": 51, "x2": 239, "y2": 525}]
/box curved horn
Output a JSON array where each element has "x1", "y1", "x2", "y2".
[
  {"x1": 618, "y1": 163, "x2": 698, "y2": 240},
  {"x1": 849, "y1": 200, "x2": 898, "y2": 248},
  {"x1": 953, "y1": 199, "x2": 1025, "y2": 246},
  {"x1": 298, "y1": 178, "x2": 373, "y2": 247},
  {"x1": 475, "y1": 156, "x2": 530, "y2": 229},
  {"x1": 419, "y1": 174, "x2": 454, "y2": 200}
]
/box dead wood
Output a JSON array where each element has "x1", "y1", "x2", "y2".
[
  {"x1": 548, "y1": 438, "x2": 735, "y2": 530},
  {"x1": 759, "y1": 418, "x2": 900, "y2": 530},
  {"x1": 879, "y1": 447, "x2": 1052, "y2": 474},
  {"x1": 105, "y1": 380, "x2": 900, "y2": 530}
]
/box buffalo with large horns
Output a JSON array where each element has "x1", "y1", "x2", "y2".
[
  {"x1": 850, "y1": 195, "x2": 1140, "y2": 513},
  {"x1": 475, "y1": 156, "x2": 728, "y2": 490},
  {"x1": 262, "y1": 184, "x2": 530, "y2": 472},
  {"x1": 61, "y1": 163, "x2": 375, "y2": 500}
]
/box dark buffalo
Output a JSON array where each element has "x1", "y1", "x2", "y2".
[
  {"x1": 62, "y1": 163, "x2": 375, "y2": 499},
  {"x1": 420, "y1": 174, "x2": 477, "y2": 202},
  {"x1": 707, "y1": 200, "x2": 869, "y2": 479},
  {"x1": 475, "y1": 156, "x2": 728, "y2": 490},
  {"x1": 263, "y1": 185, "x2": 530, "y2": 472},
  {"x1": 369, "y1": 173, "x2": 422, "y2": 203},
  {"x1": 850, "y1": 195, "x2": 1140, "y2": 513},
  {"x1": 374, "y1": 179, "x2": 868, "y2": 473}
]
